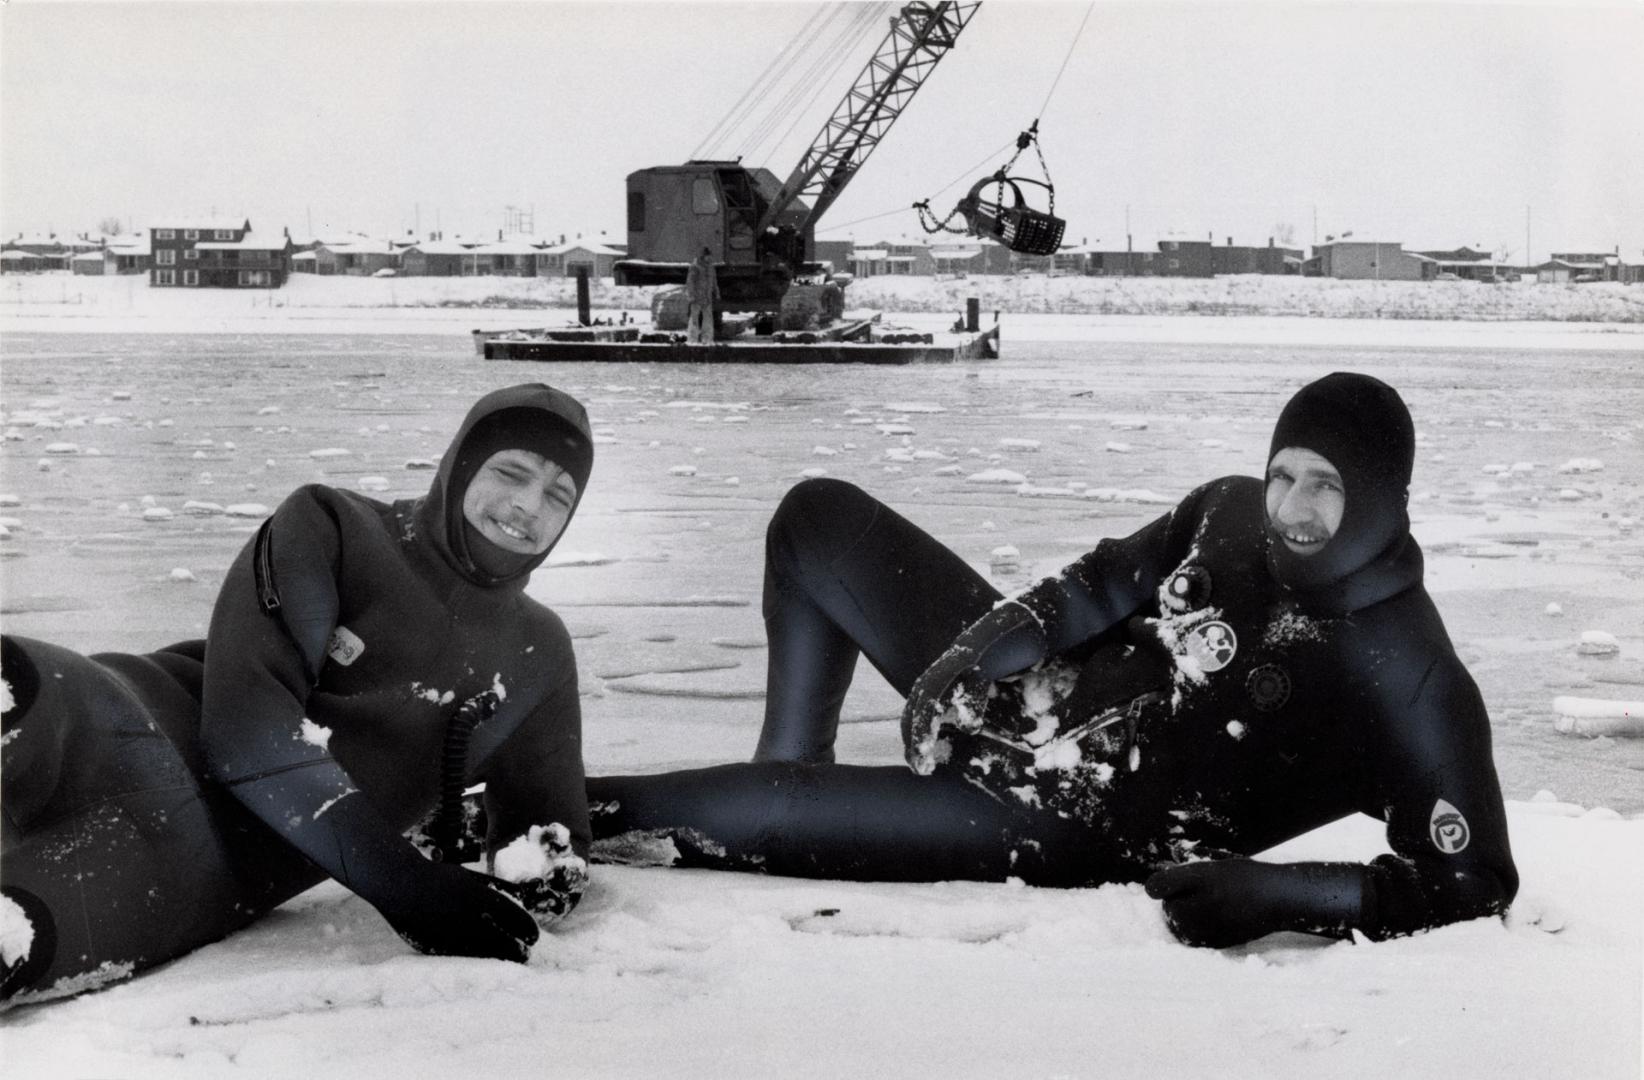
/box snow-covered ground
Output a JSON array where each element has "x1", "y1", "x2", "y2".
[{"x1": 1, "y1": 281, "x2": 1641, "y2": 1078}]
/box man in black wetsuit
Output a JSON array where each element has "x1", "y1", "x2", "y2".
[
  {"x1": 2, "y1": 383, "x2": 595, "y2": 1005},
  {"x1": 589, "y1": 372, "x2": 1518, "y2": 948}
]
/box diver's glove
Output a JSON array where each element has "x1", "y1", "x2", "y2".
[
  {"x1": 276, "y1": 789, "x2": 540, "y2": 962},
  {"x1": 1144, "y1": 858, "x2": 1366, "y2": 948},
  {"x1": 902, "y1": 600, "x2": 1048, "y2": 774},
  {"x1": 487, "y1": 823, "x2": 590, "y2": 924},
  {"x1": 377, "y1": 859, "x2": 542, "y2": 962}
]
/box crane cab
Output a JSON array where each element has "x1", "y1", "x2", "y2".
[{"x1": 615, "y1": 161, "x2": 819, "y2": 312}]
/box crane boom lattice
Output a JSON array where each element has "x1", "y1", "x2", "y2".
[{"x1": 758, "y1": 1, "x2": 981, "y2": 236}]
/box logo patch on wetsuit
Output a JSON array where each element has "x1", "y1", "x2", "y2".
[
  {"x1": 1245, "y1": 664, "x2": 1292, "y2": 711},
  {"x1": 326, "y1": 626, "x2": 366, "y2": 666},
  {"x1": 1183, "y1": 620, "x2": 1237, "y2": 672},
  {"x1": 1429, "y1": 799, "x2": 1470, "y2": 854},
  {"x1": 1162, "y1": 566, "x2": 1212, "y2": 613}
]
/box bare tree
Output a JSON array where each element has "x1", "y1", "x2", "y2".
[{"x1": 97, "y1": 216, "x2": 125, "y2": 237}]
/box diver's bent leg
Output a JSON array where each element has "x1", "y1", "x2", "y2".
[
  {"x1": 590, "y1": 763, "x2": 1043, "y2": 883},
  {"x1": 756, "y1": 479, "x2": 1002, "y2": 762}
]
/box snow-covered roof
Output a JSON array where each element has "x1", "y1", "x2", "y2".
[
  {"x1": 71, "y1": 251, "x2": 104, "y2": 262},
  {"x1": 317, "y1": 239, "x2": 397, "y2": 256},
  {"x1": 405, "y1": 241, "x2": 477, "y2": 256},
  {"x1": 152, "y1": 218, "x2": 251, "y2": 232},
  {"x1": 474, "y1": 241, "x2": 542, "y2": 256},
  {"x1": 930, "y1": 247, "x2": 982, "y2": 260},
  {"x1": 542, "y1": 241, "x2": 621, "y2": 256},
  {"x1": 852, "y1": 249, "x2": 889, "y2": 260},
  {"x1": 291, "y1": 250, "x2": 318, "y2": 260},
  {"x1": 194, "y1": 232, "x2": 289, "y2": 252},
  {"x1": 1, "y1": 249, "x2": 34, "y2": 260}
]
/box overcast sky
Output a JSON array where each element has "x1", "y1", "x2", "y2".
[{"x1": 2, "y1": 0, "x2": 1640, "y2": 262}]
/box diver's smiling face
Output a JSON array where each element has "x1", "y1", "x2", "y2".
[
  {"x1": 461, "y1": 449, "x2": 577, "y2": 555},
  {"x1": 1265, "y1": 447, "x2": 1345, "y2": 557}
]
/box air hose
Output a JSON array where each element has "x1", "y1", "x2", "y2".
[{"x1": 429, "y1": 690, "x2": 499, "y2": 862}]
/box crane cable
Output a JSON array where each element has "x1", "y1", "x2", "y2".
[
  {"x1": 750, "y1": 2, "x2": 894, "y2": 167},
  {"x1": 690, "y1": 4, "x2": 837, "y2": 161},
  {"x1": 741, "y1": 3, "x2": 888, "y2": 163}
]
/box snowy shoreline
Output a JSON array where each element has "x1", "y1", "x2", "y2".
[{"x1": 4, "y1": 272, "x2": 1644, "y2": 350}]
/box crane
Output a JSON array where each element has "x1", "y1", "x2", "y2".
[{"x1": 615, "y1": 1, "x2": 981, "y2": 330}]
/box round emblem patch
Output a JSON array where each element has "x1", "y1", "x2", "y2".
[
  {"x1": 1245, "y1": 664, "x2": 1292, "y2": 712},
  {"x1": 1162, "y1": 566, "x2": 1213, "y2": 613},
  {"x1": 1183, "y1": 620, "x2": 1237, "y2": 672}
]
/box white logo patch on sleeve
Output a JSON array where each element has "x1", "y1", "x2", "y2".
[
  {"x1": 1429, "y1": 799, "x2": 1471, "y2": 854},
  {"x1": 326, "y1": 626, "x2": 366, "y2": 666}
]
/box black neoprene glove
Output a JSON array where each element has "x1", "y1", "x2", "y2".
[
  {"x1": 231, "y1": 780, "x2": 541, "y2": 962},
  {"x1": 1145, "y1": 858, "x2": 1366, "y2": 948},
  {"x1": 902, "y1": 601, "x2": 1048, "y2": 773},
  {"x1": 377, "y1": 859, "x2": 542, "y2": 962}
]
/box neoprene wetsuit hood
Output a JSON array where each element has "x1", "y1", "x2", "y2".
[
  {"x1": 1264, "y1": 372, "x2": 1420, "y2": 611},
  {"x1": 416, "y1": 383, "x2": 594, "y2": 588}
]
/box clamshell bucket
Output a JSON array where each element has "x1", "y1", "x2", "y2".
[{"x1": 956, "y1": 176, "x2": 1065, "y2": 256}]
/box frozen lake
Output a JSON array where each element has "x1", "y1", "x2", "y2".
[{"x1": 2, "y1": 331, "x2": 1640, "y2": 812}]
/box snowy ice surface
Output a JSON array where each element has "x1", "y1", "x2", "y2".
[{"x1": 1, "y1": 277, "x2": 1641, "y2": 1077}]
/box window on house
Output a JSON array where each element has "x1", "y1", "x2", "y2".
[
  {"x1": 183, "y1": 270, "x2": 199, "y2": 286},
  {"x1": 184, "y1": 249, "x2": 199, "y2": 260},
  {"x1": 155, "y1": 269, "x2": 175, "y2": 285},
  {"x1": 156, "y1": 249, "x2": 177, "y2": 265},
  {"x1": 238, "y1": 270, "x2": 270, "y2": 286},
  {"x1": 156, "y1": 229, "x2": 176, "y2": 239},
  {"x1": 214, "y1": 230, "x2": 235, "y2": 240},
  {"x1": 1169, "y1": 259, "x2": 1180, "y2": 269},
  {"x1": 184, "y1": 230, "x2": 199, "y2": 240}
]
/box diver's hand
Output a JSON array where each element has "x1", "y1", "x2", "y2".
[
  {"x1": 1145, "y1": 858, "x2": 1364, "y2": 948},
  {"x1": 489, "y1": 823, "x2": 590, "y2": 923},
  {"x1": 901, "y1": 643, "x2": 986, "y2": 774},
  {"x1": 375, "y1": 861, "x2": 540, "y2": 962},
  {"x1": 901, "y1": 602, "x2": 1048, "y2": 774}
]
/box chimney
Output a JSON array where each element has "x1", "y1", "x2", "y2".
[{"x1": 1226, "y1": 236, "x2": 1232, "y2": 246}]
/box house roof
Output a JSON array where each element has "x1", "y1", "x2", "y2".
[
  {"x1": 72, "y1": 251, "x2": 105, "y2": 262},
  {"x1": 930, "y1": 246, "x2": 982, "y2": 260},
  {"x1": 405, "y1": 241, "x2": 477, "y2": 256},
  {"x1": 316, "y1": 239, "x2": 397, "y2": 256},
  {"x1": 852, "y1": 249, "x2": 889, "y2": 260},
  {"x1": 152, "y1": 218, "x2": 251, "y2": 232},
  {"x1": 543, "y1": 241, "x2": 621, "y2": 256},
  {"x1": 474, "y1": 241, "x2": 542, "y2": 256},
  {"x1": 1, "y1": 249, "x2": 35, "y2": 260},
  {"x1": 195, "y1": 232, "x2": 290, "y2": 252}
]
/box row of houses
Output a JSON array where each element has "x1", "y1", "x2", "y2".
[
  {"x1": 0, "y1": 222, "x2": 627, "y2": 287},
  {"x1": 5, "y1": 225, "x2": 1641, "y2": 287},
  {"x1": 822, "y1": 234, "x2": 1644, "y2": 284}
]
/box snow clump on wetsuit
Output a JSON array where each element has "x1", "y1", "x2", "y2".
[{"x1": 1264, "y1": 371, "x2": 1416, "y2": 590}]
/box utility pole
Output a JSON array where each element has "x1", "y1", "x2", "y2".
[{"x1": 1525, "y1": 205, "x2": 1532, "y2": 277}]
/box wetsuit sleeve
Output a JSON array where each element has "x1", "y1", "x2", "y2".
[
  {"x1": 1010, "y1": 482, "x2": 1211, "y2": 660},
  {"x1": 478, "y1": 617, "x2": 591, "y2": 862},
  {"x1": 1149, "y1": 650, "x2": 1518, "y2": 948},
  {"x1": 1356, "y1": 654, "x2": 1519, "y2": 939}
]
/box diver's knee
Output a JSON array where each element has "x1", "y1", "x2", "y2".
[{"x1": 0, "y1": 886, "x2": 58, "y2": 1006}]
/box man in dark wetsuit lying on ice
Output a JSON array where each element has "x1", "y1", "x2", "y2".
[
  {"x1": 589, "y1": 372, "x2": 1518, "y2": 948},
  {"x1": 2, "y1": 383, "x2": 595, "y2": 1006}
]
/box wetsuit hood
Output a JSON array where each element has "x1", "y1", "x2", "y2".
[
  {"x1": 415, "y1": 383, "x2": 594, "y2": 589},
  {"x1": 1264, "y1": 372, "x2": 1421, "y2": 613}
]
